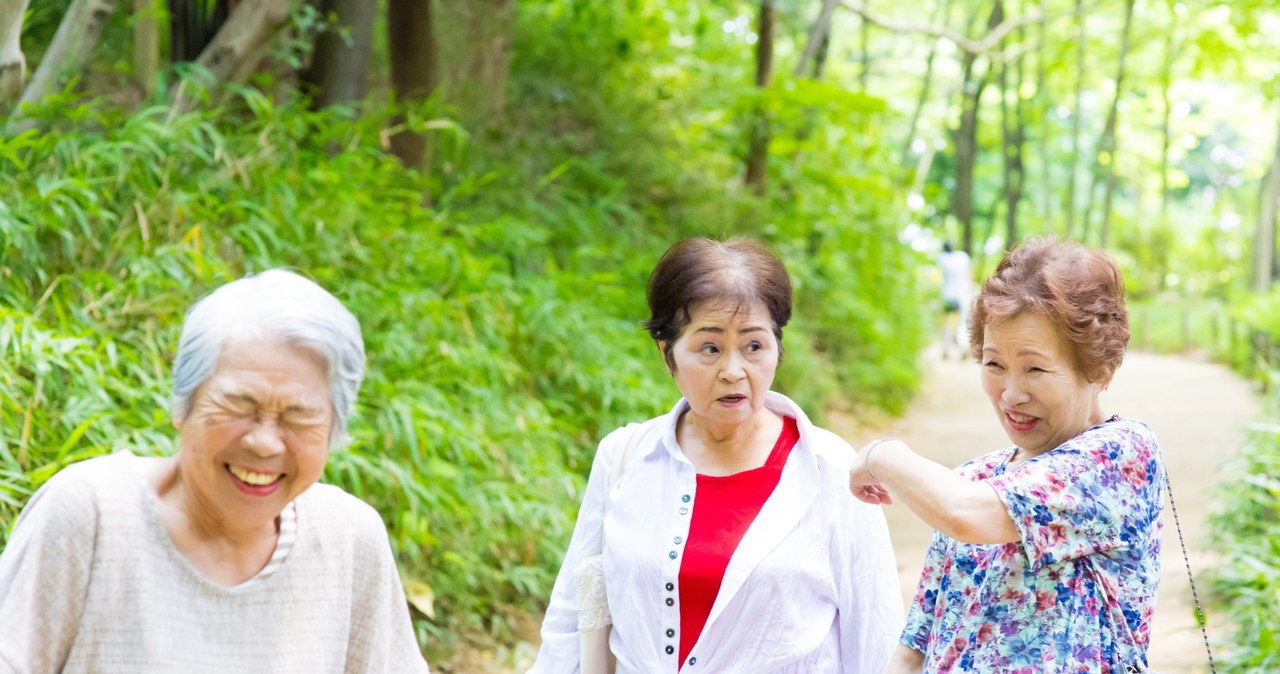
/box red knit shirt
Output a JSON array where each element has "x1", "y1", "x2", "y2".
[{"x1": 677, "y1": 416, "x2": 799, "y2": 668}]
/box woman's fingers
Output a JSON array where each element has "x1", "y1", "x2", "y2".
[{"x1": 852, "y1": 484, "x2": 893, "y2": 505}]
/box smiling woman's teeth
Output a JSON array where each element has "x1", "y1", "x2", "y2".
[
  {"x1": 229, "y1": 466, "x2": 281, "y2": 485},
  {"x1": 1008, "y1": 412, "x2": 1035, "y2": 424}
]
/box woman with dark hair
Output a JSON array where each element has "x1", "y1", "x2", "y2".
[
  {"x1": 531, "y1": 237, "x2": 901, "y2": 673},
  {"x1": 850, "y1": 237, "x2": 1164, "y2": 673}
]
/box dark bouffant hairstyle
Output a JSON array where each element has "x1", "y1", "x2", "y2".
[
  {"x1": 969, "y1": 236, "x2": 1129, "y2": 383},
  {"x1": 643, "y1": 237, "x2": 792, "y2": 370}
]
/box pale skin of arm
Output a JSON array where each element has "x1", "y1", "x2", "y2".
[
  {"x1": 885, "y1": 644, "x2": 925, "y2": 674},
  {"x1": 848, "y1": 439, "x2": 1020, "y2": 546}
]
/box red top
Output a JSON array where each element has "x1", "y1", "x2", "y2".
[{"x1": 677, "y1": 416, "x2": 800, "y2": 669}]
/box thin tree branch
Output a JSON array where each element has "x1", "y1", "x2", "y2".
[{"x1": 841, "y1": 0, "x2": 1055, "y2": 58}]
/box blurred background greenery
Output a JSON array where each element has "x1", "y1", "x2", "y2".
[{"x1": 2, "y1": 0, "x2": 1278, "y2": 670}]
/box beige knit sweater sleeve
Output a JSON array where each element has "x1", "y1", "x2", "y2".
[{"x1": 0, "y1": 463, "x2": 97, "y2": 672}]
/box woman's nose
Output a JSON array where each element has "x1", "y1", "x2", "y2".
[
  {"x1": 243, "y1": 417, "x2": 287, "y2": 456},
  {"x1": 719, "y1": 351, "x2": 746, "y2": 381},
  {"x1": 1001, "y1": 378, "x2": 1031, "y2": 405}
]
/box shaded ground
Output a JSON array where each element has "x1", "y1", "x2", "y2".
[{"x1": 831, "y1": 347, "x2": 1259, "y2": 673}]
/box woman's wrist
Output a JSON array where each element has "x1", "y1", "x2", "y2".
[{"x1": 862, "y1": 438, "x2": 900, "y2": 482}]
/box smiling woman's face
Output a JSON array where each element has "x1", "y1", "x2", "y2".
[
  {"x1": 664, "y1": 299, "x2": 779, "y2": 434},
  {"x1": 980, "y1": 311, "x2": 1106, "y2": 458},
  {"x1": 174, "y1": 338, "x2": 333, "y2": 535}
]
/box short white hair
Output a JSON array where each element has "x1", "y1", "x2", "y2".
[{"x1": 170, "y1": 269, "x2": 365, "y2": 450}]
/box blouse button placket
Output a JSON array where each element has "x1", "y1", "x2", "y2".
[{"x1": 663, "y1": 482, "x2": 694, "y2": 664}]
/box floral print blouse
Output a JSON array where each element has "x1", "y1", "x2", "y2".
[{"x1": 901, "y1": 418, "x2": 1164, "y2": 673}]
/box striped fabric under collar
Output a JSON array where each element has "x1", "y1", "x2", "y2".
[{"x1": 236, "y1": 500, "x2": 297, "y2": 589}]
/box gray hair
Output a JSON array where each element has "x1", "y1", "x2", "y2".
[{"x1": 170, "y1": 269, "x2": 366, "y2": 450}]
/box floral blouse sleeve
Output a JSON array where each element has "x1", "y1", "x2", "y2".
[
  {"x1": 986, "y1": 419, "x2": 1163, "y2": 572},
  {"x1": 899, "y1": 531, "x2": 948, "y2": 654}
]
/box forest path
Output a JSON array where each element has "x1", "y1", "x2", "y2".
[{"x1": 831, "y1": 347, "x2": 1260, "y2": 673}]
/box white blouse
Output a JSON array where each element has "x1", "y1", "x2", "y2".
[{"x1": 531, "y1": 392, "x2": 903, "y2": 673}]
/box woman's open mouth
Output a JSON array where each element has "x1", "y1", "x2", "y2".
[
  {"x1": 1005, "y1": 410, "x2": 1039, "y2": 432},
  {"x1": 226, "y1": 465, "x2": 285, "y2": 495},
  {"x1": 717, "y1": 394, "x2": 747, "y2": 407}
]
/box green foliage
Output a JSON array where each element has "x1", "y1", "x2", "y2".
[
  {"x1": 1208, "y1": 377, "x2": 1280, "y2": 671},
  {"x1": 1127, "y1": 298, "x2": 1251, "y2": 367}
]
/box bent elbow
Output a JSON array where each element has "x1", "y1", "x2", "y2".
[
  {"x1": 941, "y1": 512, "x2": 986, "y2": 544},
  {"x1": 940, "y1": 505, "x2": 1011, "y2": 545}
]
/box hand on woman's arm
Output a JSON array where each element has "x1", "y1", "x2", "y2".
[
  {"x1": 850, "y1": 439, "x2": 1020, "y2": 545},
  {"x1": 884, "y1": 644, "x2": 925, "y2": 674}
]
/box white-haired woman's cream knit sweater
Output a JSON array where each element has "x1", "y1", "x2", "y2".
[{"x1": 0, "y1": 451, "x2": 430, "y2": 673}]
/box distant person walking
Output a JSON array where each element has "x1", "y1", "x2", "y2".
[{"x1": 938, "y1": 241, "x2": 972, "y2": 359}]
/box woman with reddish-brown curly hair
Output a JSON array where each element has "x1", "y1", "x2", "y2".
[{"x1": 850, "y1": 237, "x2": 1165, "y2": 673}]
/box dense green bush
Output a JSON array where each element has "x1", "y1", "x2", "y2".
[{"x1": 1208, "y1": 374, "x2": 1280, "y2": 671}]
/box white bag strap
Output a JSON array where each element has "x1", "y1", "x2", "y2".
[
  {"x1": 604, "y1": 422, "x2": 642, "y2": 519},
  {"x1": 602, "y1": 422, "x2": 643, "y2": 546}
]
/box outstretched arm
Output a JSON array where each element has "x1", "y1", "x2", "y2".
[{"x1": 849, "y1": 439, "x2": 1018, "y2": 545}]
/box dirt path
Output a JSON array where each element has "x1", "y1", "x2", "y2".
[{"x1": 831, "y1": 347, "x2": 1259, "y2": 673}]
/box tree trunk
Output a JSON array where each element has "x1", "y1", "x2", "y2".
[
  {"x1": 951, "y1": 0, "x2": 1002, "y2": 255},
  {"x1": 1064, "y1": 0, "x2": 1085, "y2": 237},
  {"x1": 133, "y1": 0, "x2": 160, "y2": 97},
  {"x1": 303, "y1": 0, "x2": 376, "y2": 108},
  {"x1": 169, "y1": 0, "x2": 290, "y2": 113},
  {"x1": 900, "y1": 0, "x2": 952, "y2": 168},
  {"x1": 999, "y1": 0, "x2": 1025, "y2": 248},
  {"x1": 1036, "y1": 0, "x2": 1052, "y2": 233},
  {"x1": 436, "y1": 0, "x2": 514, "y2": 129},
  {"x1": 1095, "y1": 0, "x2": 1136, "y2": 248},
  {"x1": 952, "y1": 53, "x2": 983, "y2": 255},
  {"x1": 388, "y1": 0, "x2": 440, "y2": 171},
  {"x1": 8, "y1": 0, "x2": 118, "y2": 132},
  {"x1": 1254, "y1": 111, "x2": 1280, "y2": 293},
  {"x1": 1159, "y1": 2, "x2": 1178, "y2": 218},
  {"x1": 795, "y1": 0, "x2": 840, "y2": 79},
  {"x1": 859, "y1": 2, "x2": 871, "y2": 90},
  {"x1": 744, "y1": 0, "x2": 775, "y2": 196},
  {"x1": 0, "y1": 0, "x2": 27, "y2": 107}
]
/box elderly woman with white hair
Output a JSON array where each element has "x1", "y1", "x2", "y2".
[{"x1": 0, "y1": 270, "x2": 430, "y2": 673}]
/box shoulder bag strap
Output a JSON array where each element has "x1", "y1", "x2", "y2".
[
  {"x1": 1164, "y1": 469, "x2": 1217, "y2": 672},
  {"x1": 1098, "y1": 469, "x2": 1217, "y2": 674},
  {"x1": 602, "y1": 422, "x2": 643, "y2": 540}
]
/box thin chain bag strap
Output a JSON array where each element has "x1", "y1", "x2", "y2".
[
  {"x1": 1106, "y1": 468, "x2": 1217, "y2": 674},
  {"x1": 1162, "y1": 468, "x2": 1217, "y2": 673}
]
